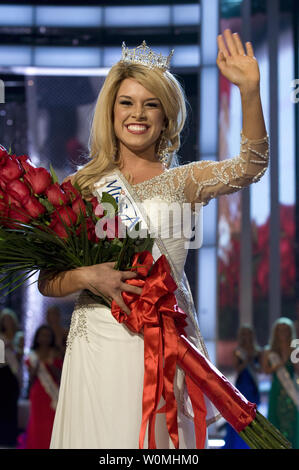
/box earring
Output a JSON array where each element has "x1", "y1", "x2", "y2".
[{"x1": 157, "y1": 135, "x2": 171, "y2": 169}]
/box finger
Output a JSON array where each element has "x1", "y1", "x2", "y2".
[
  {"x1": 114, "y1": 295, "x2": 131, "y2": 316},
  {"x1": 217, "y1": 50, "x2": 226, "y2": 66},
  {"x1": 121, "y1": 270, "x2": 138, "y2": 279},
  {"x1": 217, "y1": 34, "x2": 229, "y2": 58},
  {"x1": 121, "y1": 282, "x2": 143, "y2": 296},
  {"x1": 223, "y1": 29, "x2": 238, "y2": 56},
  {"x1": 245, "y1": 41, "x2": 254, "y2": 57},
  {"x1": 232, "y1": 32, "x2": 245, "y2": 55}
]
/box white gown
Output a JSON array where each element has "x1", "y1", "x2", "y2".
[{"x1": 50, "y1": 133, "x2": 269, "y2": 449}]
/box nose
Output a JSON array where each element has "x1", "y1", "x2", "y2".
[{"x1": 131, "y1": 104, "x2": 146, "y2": 120}]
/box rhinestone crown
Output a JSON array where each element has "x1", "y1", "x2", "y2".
[{"x1": 121, "y1": 40, "x2": 174, "y2": 71}]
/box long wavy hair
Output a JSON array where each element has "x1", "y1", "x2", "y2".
[
  {"x1": 268, "y1": 317, "x2": 296, "y2": 354},
  {"x1": 73, "y1": 61, "x2": 187, "y2": 198}
]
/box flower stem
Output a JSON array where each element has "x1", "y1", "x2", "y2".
[{"x1": 239, "y1": 411, "x2": 292, "y2": 449}]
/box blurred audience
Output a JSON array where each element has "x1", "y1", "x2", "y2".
[
  {"x1": 262, "y1": 317, "x2": 299, "y2": 449},
  {"x1": 24, "y1": 325, "x2": 63, "y2": 449},
  {"x1": 0, "y1": 308, "x2": 23, "y2": 447},
  {"x1": 46, "y1": 305, "x2": 68, "y2": 359},
  {"x1": 223, "y1": 324, "x2": 262, "y2": 449}
]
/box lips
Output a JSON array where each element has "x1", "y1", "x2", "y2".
[{"x1": 126, "y1": 124, "x2": 149, "y2": 134}]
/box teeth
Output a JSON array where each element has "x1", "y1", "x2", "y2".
[{"x1": 127, "y1": 125, "x2": 148, "y2": 131}]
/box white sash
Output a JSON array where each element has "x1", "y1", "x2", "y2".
[
  {"x1": 268, "y1": 351, "x2": 299, "y2": 409},
  {"x1": 93, "y1": 169, "x2": 219, "y2": 425},
  {"x1": 28, "y1": 351, "x2": 59, "y2": 410}
]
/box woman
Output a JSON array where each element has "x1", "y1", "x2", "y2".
[
  {"x1": 46, "y1": 305, "x2": 68, "y2": 359},
  {"x1": 223, "y1": 325, "x2": 261, "y2": 449},
  {"x1": 38, "y1": 31, "x2": 269, "y2": 449},
  {"x1": 25, "y1": 325, "x2": 63, "y2": 449},
  {"x1": 0, "y1": 308, "x2": 22, "y2": 447},
  {"x1": 262, "y1": 318, "x2": 299, "y2": 449}
]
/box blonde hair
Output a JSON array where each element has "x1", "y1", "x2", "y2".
[
  {"x1": 74, "y1": 61, "x2": 187, "y2": 198},
  {"x1": 268, "y1": 317, "x2": 296, "y2": 354},
  {"x1": 0, "y1": 307, "x2": 19, "y2": 334}
]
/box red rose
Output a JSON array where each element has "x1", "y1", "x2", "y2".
[
  {"x1": 17, "y1": 154, "x2": 36, "y2": 174},
  {"x1": 52, "y1": 206, "x2": 77, "y2": 227},
  {"x1": 24, "y1": 167, "x2": 52, "y2": 195},
  {"x1": 61, "y1": 180, "x2": 80, "y2": 202},
  {"x1": 71, "y1": 196, "x2": 86, "y2": 216},
  {"x1": 0, "y1": 146, "x2": 9, "y2": 166},
  {"x1": 6, "y1": 179, "x2": 30, "y2": 204},
  {"x1": 96, "y1": 215, "x2": 126, "y2": 240},
  {"x1": 45, "y1": 183, "x2": 68, "y2": 207},
  {"x1": 4, "y1": 192, "x2": 22, "y2": 208},
  {"x1": 23, "y1": 196, "x2": 46, "y2": 219},
  {"x1": 0, "y1": 156, "x2": 23, "y2": 182},
  {"x1": 94, "y1": 201, "x2": 105, "y2": 218},
  {"x1": 0, "y1": 200, "x2": 8, "y2": 221},
  {"x1": 7, "y1": 204, "x2": 31, "y2": 226},
  {"x1": 50, "y1": 220, "x2": 69, "y2": 239},
  {"x1": 85, "y1": 217, "x2": 98, "y2": 242}
]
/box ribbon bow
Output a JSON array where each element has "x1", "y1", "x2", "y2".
[{"x1": 111, "y1": 251, "x2": 188, "y2": 448}]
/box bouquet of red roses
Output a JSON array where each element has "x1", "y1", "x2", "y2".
[{"x1": 0, "y1": 145, "x2": 153, "y2": 297}]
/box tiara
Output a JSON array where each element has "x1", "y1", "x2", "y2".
[{"x1": 121, "y1": 40, "x2": 174, "y2": 71}]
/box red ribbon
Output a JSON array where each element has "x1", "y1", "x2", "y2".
[
  {"x1": 177, "y1": 335, "x2": 257, "y2": 433},
  {"x1": 111, "y1": 251, "x2": 198, "y2": 449},
  {"x1": 111, "y1": 251, "x2": 257, "y2": 448}
]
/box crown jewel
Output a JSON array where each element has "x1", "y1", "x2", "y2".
[{"x1": 121, "y1": 40, "x2": 174, "y2": 71}]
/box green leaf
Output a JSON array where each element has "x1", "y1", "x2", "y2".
[
  {"x1": 38, "y1": 197, "x2": 55, "y2": 213},
  {"x1": 49, "y1": 164, "x2": 59, "y2": 184},
  {"x1": 100, "y1": 192, "x2": 118, "y2": 215}
]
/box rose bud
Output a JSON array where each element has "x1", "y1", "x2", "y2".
[
  {"x1": 52, "y1": 206, "x2": 77, "y2": 227},
  {"x1": 23, "y1": 196, "x2": 46, "y2": 219},
  {"x1": 85, "y1": 217, "x2": 98, "y2": 242},
  {"x1": 96, "y1": 215, "x2": 126, "y2": 240},
  {"x1": 71, "y1": 196, "x2": 86, "y2": 216},
  {"x1": 49, "y1": 220, "x2": 69, "y2": 239},
  {"x1": 0, "y1": 146, "x2": 9, "y2": 166},
  {"x1": 45, "y1": 183, "x2": 68, "y2": 207},
  {"x1": 0, "y1": 200, "x2": 8, "y2": 217},
  {"x1": 6, "y1": 179, "x2": 30, "y2": 204},
  {"x1": 8, "y1": 204, "x2": 31, "y2": 225},
  {"x1": 17, "y1": 154, "x2": 36, "y2": 173},
  {"x1": 4, "y1": 192, "x2": 22, "y2": 208},
  {"x1": 0, "y1": 178, "x2": 6, "y2": 191},
  {"x1": 0, "y1": 156, "x2": 23, "y2": 182},
  {"x1": 24, "y1": 167, "x2": 52, "y2": 195},
  {"x1": 61, "y1": 180, "x2": 80, "y2": 202},
  {"x1": 94, "y1": 202, "x2": 105, "y2": 218}
]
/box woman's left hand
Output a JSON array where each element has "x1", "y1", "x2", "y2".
[{"x1": 217, "y1": 29, "x2": 260, "y2": 93}]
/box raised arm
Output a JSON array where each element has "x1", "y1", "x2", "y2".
[
  {"x1": 182, "y1": 132, "x2": 269, "y2": 206},
  {"x1": 181, "y1": 29, "x2": 269, "y2": 207}
]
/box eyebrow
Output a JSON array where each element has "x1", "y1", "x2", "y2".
[{"x1": 118, "y1": 95, "x2": 160, "y2": 101}]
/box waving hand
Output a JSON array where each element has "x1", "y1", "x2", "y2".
[{"x1": 216, "y1": 29, "x2": 260, "y2": 93}]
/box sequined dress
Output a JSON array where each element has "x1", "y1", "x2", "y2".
[
  {"x1": 268, "y1": 359, "x2": 299, "y2": 448},
  {"x1": 50, "y1": 132, "x2": 269, "y2": 449}
]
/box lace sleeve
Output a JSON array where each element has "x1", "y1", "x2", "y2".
[{"x1": 181, "y1": 132, "x2": 269, "y2": 206}]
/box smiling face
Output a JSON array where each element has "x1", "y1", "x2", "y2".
[{"x1": 113, "y1": 78, "x2": 166, "y2": 159}]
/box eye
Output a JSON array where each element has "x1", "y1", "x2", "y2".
[
  {"x1": 120, "y1": 100, "x2": 132, "y2": 105},
  {"x1": 146, "y1": 102, "x2": 159, "y2": 107}
]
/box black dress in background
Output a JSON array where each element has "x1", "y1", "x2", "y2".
[{"x1": 0, "y1": 361, "x2": 20, "y2": 447}]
